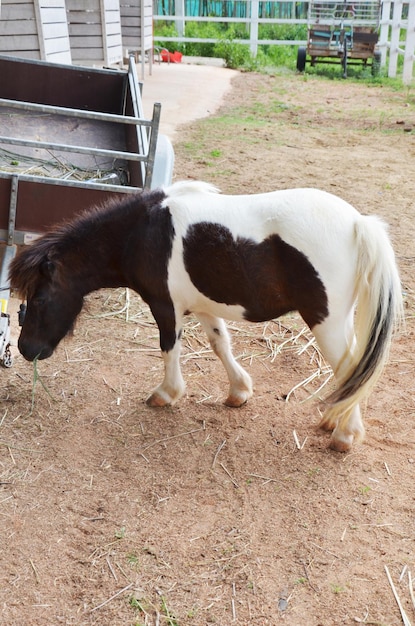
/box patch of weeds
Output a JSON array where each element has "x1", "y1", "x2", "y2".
[
  {"x1": 129, "y1": 595, "x2": 148, "y2": 625},
  {"x1": 206, "y1": 113, "x2": 268, "y2": 128},
  {"x1": 307, "y1": 467, "x2": 321, "y2": 477},
  {"x1": 210, "y1": 149, "x2": 222, "y2": 158},
  {"x1": 129, "y1": 596, "x2": 146, "y2": 611},
  {"x1": 359, "y1": 485, "x2": 371, "y2": 496},
  {"x1": 114, "y1": 525, "x2": 126, "y2": 539},
  {"x1": 214, "y1": 31, "x2": 258, "y2": 70},
  {"x1": 127, "y1": 553, "x2": 139, "y2": 567},
  {"x1": 331, "y1": 583, "x2": 346, "y2": 594},
  {"x1": 128, "y1": 586, "x2": 184, "y2": 624},
  {"x1": 160, "y1": 595, "x2": 179, "y2": 626},
  {"x1": 30, "y1": 357, "x2": 56, "y2": 414},
  {"x1": 183, "y1": 141, "x2": 199, "y2": 155}
]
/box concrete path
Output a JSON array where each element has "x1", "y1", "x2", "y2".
[{"x1": 141, "y1": 58, "x2": 239, "y2": 140}]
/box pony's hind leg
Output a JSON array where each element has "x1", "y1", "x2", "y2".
[
  {"x1": 311, "y1": 310, "x2": 364, "y2": 452},
  {"x1": 195, "y1": 313, "x2": 253, "y2": 407}
]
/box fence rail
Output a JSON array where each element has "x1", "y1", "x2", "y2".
[{"x1": 153, "y1": 0, "x2": 415, "y2": 82}]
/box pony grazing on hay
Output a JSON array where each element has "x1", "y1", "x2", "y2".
[{"x1": 9, "y1": 181, "x2": 403, "y2": 452}]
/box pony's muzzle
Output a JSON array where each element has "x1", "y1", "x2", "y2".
[{"x1": 18, "y1": 337, "x2": 53, "y2": 362}]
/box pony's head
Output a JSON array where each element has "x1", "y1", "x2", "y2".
[{"x1": 9, "y1": 236, "x2": 84, "y2": 361}]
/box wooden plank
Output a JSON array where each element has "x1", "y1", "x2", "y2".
[
  {"x1": 67, "y1": 0, "x2": 99, "y2": 11},
  {"x1": 40, "y1": 0, "x2": 67, "y2": 7},
  {"x1": 1, "y1": 0, "x2": 30, "y2": 4},
  {"x1": 0, "y1": 35, "x2": 40, "y2": 49},
  {"x1": 105, "y1": 13, "x2": 123, "y2": 26},
  {"x1": 0, "y1": 50, "x2": 41, "y2": 58},
  {"x1": 70, "y1": 47, "x2": 105, "y2": 60},
  {"x1": 120, "y1": 8, "x2": 140, "y2": 18},
  {"x1": 122, "y1": 20, "x2": 141, "y2": 30},
  {"x1": 0, "y1": 4, "x2": 36, "y2": 20},
  {"x1": 43, "y1": 38, "x2": 71, "y2": 55},
  {"x1": 106, "y1": 21, "x2": 123, "y2": 35},
  {"x1": 104, "y1": 0, "x2": 121, "y2": 10},
  {"x1": 107, "y1": 33, "x2": 123, "y2": 47},
  {"x1": 0, "y1": 21, "x2": 37, "y2": 35},
  {"x1": 69, "y1": 24, "x2": 103, "y2": 36},
  {"x1": 67, "y1": 10, "x2": 101, "y2": 24},
  {"x1": 42, "y1": 23, "x2": 71, "y2": 39},
  {"x1": 39, "y1": 8, "x2": 68, "y2": 23}
]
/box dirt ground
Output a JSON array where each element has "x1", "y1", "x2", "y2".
[{"x1": 1, "y1": 71, "x2": 415, "y2": 626}]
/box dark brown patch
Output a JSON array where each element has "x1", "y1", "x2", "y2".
[
  {"x1": 10, "y1": 188, "x2": 179, "y2": 360},
  {"x1": 182, "y1": 222, "x2": 329, "y2": 328}
]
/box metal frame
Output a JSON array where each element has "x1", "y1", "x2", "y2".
[
  {"x1": 0, "y1": 55, "x2": 171, "y2": 366},
  {"x1": 297, "y1": 0, "x2": 381, "y2": 76}
]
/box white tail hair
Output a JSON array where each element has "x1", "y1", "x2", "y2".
[{"x1": 326, "y1": 214, "x2": 404, "y2": 432}]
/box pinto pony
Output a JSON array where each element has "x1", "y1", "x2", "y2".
[{"x1": 9, "y1": 181, "x2": 403, "y2": 451}]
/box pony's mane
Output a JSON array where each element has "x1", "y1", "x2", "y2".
[
  {"x1": 165, "y1": 180, "x2": 221, "y2": 197},
  {"x1": 9, "y1": 187, "x2": 166, "y2": 297}
]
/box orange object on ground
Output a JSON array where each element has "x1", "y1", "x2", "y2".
[{"x1": 161, "y1": 49, "x2": 183, "y2": 63}]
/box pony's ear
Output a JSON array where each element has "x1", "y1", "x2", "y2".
[{"x1": 40, "y1": 258, "x2": 55, "y2": 279}]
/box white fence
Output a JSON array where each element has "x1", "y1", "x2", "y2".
[
  {"x1": 154, "y1": 0, "x2": 415, "y2": 83},
  {"x1": 155, "y1": 0, "x2": 308, "y2": 53},
  {"x1": 380, "y1": 0, "x2": 415, "y2": 83}
]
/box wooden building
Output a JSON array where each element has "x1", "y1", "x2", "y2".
[
  {"x1": 66, "y1": 0, "x2": 123, "y2": 66},
  {"x1": 0, "y1": 0, "x2": 72, "y2": 63}
]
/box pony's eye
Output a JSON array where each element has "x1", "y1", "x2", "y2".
[{"x1": 40, "y1": 259, "x2": 55, "y2": 278}]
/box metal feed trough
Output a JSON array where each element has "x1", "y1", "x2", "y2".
[
  {"x1": 0, "y1": 55, "x2": 174, "y2": 367},
  {"x1": 297, "y1": 0, "x2": 381, "y2": 77}
]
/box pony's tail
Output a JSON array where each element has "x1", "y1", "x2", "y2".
[{"x1": 326, "y1": 215, "x2": 404, "y2": 432}]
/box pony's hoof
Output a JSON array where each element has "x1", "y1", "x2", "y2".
[
  {"x1": 146, "y1": 392, "x2": 170, "y2": 407},
  {"x1": 224, "y1": 393, "x2": 249, "y2": 408},
  {"x1": 329, "y1": 434, "x2": 353, "y2": 452}
]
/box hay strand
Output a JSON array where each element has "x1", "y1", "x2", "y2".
[{"x1": 384, "y1": 565, "x2": 412, "y2": 626}]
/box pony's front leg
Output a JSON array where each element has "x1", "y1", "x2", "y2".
[
  {"x1": 146, "y1": 341, "x2": 185, "y2": 407},
  {"x1": 195, "y1": 313, "x2": 253, "y2": 407},
  {"x1": 146, "y1": 306, "x2": 185, "y2": 407}
]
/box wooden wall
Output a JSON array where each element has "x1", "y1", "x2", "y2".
[
  {"x1": 0, "y1": 0, "x2": 153, "y2": 67},
  {"x1": 66, "y1": 0, "x2": 123, "y2": 65},
  {"x1": 0, "y1": 0, "x2": 72, "y2": 63},
  {"x1": 120, "y1": 0, "x2": 153, "y2": 55}
]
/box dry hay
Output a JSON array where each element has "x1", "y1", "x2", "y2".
[{"x1": 88, "y1": 287, "x2": 333, "y2": 406}]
